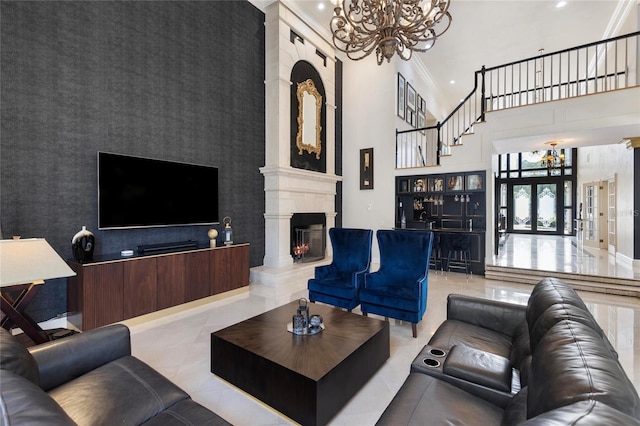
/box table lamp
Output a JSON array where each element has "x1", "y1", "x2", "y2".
[{"x1": 1, "y1": 238, "x2": 76, "y2": 344}]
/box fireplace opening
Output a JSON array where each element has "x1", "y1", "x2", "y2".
[{"x1": 291, "y1": 213, "x2": 326, "y2": 263}]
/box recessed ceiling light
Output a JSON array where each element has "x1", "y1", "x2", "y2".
[
  {"x1": 556, "y1": 1, "x2": 567, "y2": 8},
  {"x1": 318, "y1": 2, "x2": 325, "y2": 10},
  {"x1": 450, "y1": 80, "x2": 455, "y2": 85}
]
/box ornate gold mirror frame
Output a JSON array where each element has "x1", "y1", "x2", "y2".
[{"x1": 296, "y1": 79, "x2": 322, "y2": 159}]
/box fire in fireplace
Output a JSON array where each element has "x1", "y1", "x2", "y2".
[{"x1": 291, "y1": 213, "x2": 326, "y2": 263}]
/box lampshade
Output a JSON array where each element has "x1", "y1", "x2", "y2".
[{"x1": 0, "y1": 238, "x2": 76, "y2": 288}]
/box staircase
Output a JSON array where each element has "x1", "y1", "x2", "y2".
[
  {"x1": 485, "y1": 265, "x2": 640, "y2": 298},
  {"x1": 396, "y1": 31, "x2": 640, "y2": 169}
]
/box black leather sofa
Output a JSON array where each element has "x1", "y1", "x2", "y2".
[
  {"x1": 376, "y1": 278, "x2": 640, "y2": 425},
  {"x1": 0, "y1": 323, "x2": 230, "y2": 425}
]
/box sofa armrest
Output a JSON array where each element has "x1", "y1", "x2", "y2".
[
  {"x1": 447, "y1": 294, "x2": 526, "y2": 337},
  {"x1": 29, "y1": 324, "x2": 131, "y2": 391}
]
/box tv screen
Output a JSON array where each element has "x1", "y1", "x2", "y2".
[{"x1": 98, "y1": 152, "x2": 219, "y2": 230}]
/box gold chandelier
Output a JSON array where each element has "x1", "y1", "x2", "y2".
[
  {"x1": 330, "y1": 0, "x2": 452, "y2": 65},
  {"x1": 542, "y1": 141, "x2": 565, "y2": 169}
]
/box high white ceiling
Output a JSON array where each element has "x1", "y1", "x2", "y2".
[
  {"x1": 252, "y1": 0, "x2": 638, "y2": 150},
  {"x1": 275, "y1": 0, "x2": 637, "y2": 104}
]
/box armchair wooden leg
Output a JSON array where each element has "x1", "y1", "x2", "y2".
[
  {"x1": 362, "y1": 312, "x2": 368, "y2": 317},
  {"x1": 412, "y1": 323, "x2": 418, "y2": 338}
]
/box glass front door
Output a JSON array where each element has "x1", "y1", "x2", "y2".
[
  {"x1": 509, "y1": 182, "x2": 564, "y2": 234},
  {"x1": 537, "y1": 183, "x2": 557, "y2": 232},
  {"x1": 513, "y1": 185, "x2": 532, "y2": 230}
]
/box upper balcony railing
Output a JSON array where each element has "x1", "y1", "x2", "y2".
[{"x1": 396, "y1": 31, "x2": 639, "y2": 169}]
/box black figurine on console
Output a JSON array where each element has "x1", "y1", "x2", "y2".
[{"x1": 72, "y1": 226, "x2": 95, "y2": 262}]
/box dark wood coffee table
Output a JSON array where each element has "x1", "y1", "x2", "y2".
[{"x1": 210, "y1": 300, "x2": 390, "y2": 425}]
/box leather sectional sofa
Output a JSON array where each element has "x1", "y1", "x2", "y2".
[
  {"x1": 376, "y1": 277, "x2": 640, "y2": 425},
  {"x1": 0, "y1": 323, "x2": 230, "y2": 425}
]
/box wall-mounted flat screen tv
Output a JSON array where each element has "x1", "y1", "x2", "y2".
[{"x1": 98, "y1": 152, "x2": 219, "y2": 230}]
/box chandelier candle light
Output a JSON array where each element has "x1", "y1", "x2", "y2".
[
  {"x1": 542, "y1": 141, "x2": 565, "y2": 169},
  {"x1": 330, "y1": 0, "x2": 452, "y2": 65}
]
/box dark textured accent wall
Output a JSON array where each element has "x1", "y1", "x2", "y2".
[{"x1": 1, "y1": 1, "x2": 266, "y2": 322}]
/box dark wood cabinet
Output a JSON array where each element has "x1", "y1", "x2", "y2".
[
  {"x1": 157, "y1": 254, "x2": 186, "y2": 309},
  {"x1": 210, "y1": 246, "x2": 231, "y2": 294},
  {"x1": 68, "y1": 244, "x2": 249, "y2": 331},
  {"x1": 185, "y1": 251, "x2": 210, "y2": 302},
  {"x1": 124, "y1": 257, "x2": 157, "y2": 319}
]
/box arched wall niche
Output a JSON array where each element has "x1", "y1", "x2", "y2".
[{"x1": 290, "y1": 60, "x2": 327, "y2": 172}]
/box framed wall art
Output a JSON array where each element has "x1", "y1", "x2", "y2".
[
  {"x1": 466, "y1": 173, "x2": 484, "y2": 191},
  {"x1": 360, "y1": 148, "x2": 374, "y2": 190},
  {"x1": 417, "y1": 110, "x2": 426, "y2": 133},
  {"x1": 397, "y1": 73, "x2": 406, "y2": 119},
  {"x1": 406, "y1": 83, "x2": 416, "y2": 112}
]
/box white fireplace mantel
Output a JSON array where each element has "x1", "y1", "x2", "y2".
[{"x1": 258, "y1": 2, "x2": 339, "y2": 274}]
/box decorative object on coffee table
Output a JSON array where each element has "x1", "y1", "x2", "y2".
[{"x1": 288, "y1": 298, "x2": 325, "y2": 335}]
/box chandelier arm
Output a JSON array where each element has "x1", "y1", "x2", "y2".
[{"x1": 330, "y1": 0, "x2": 452, "y2": 64}]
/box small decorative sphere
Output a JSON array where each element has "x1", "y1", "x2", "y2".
[{"x1": 208, "y1": 229, "x2": 218, "y2": 239}]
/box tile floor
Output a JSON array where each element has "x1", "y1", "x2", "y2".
[
  {"x1": 127, "y1": 234, "x2": 640, "y2": 426},
  {"x1": 492, "y1": 233, "x2": 640, "y2": 281}
]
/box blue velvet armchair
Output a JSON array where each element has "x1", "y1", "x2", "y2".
[
  {"x1": 308, "y1": 228, "x2": 373, "y2": 311},
  {"x1": 359, "y1": 229, "x2": 434, "y2": 338}
]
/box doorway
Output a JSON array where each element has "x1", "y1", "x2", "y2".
[
  {"x1": 582, "y1": 180, "x2": 614, "y2": 251},
  {"x1": 582, "y1": 182, "x2": 606, "y2": 249}
]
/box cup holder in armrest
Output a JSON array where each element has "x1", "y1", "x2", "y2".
[
  {"x1": 423, "y1": 358, "x2": 441, "y2": 368},
  {"x1": 429, "y1": 348, "x2": 446, "y2": 357}
]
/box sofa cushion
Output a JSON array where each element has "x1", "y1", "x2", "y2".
[
  {"x1": 527, "y1": 320, "x2": 640, "y2": 420},
  {"x1": 528, "y1": 303, "x2": 615, "y2": 355},
  {"x1": 427, "y1": 319, "x2": 512, "y2": 359},
  {"x1": 501, "y1": 387, "x2": 528, "y2": 426},
  {"x1": 140, "y1": 399, "x2": 231, "y2": 426},
  {"x1": 0, "y1": 327, "x2": 39, "y2": 385},
  {"x1": 49, "y1": 355, "x2": 190, "y2": 425},
  {"x1": 30, "y1": 323, "x2": 131, "y2": 392},
  {"x1": 376, "y1": 372, "x2": 504, "y2": 425},
  {"x1": 509, "y1": 320, "x2": 531, "y2": 385},
  {"x1": 0, "y1": 370, "x2": 75, "y2": 426},
  {"x1": 526, "y1": 278, "x2": 589, "y2": 332},
  {"x1": 520, "y1": 400, "x2": 640, "y2": 425}
]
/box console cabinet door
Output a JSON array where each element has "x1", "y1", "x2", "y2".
[
  {"x1": 210, "y1": 248, "x2": 231, "y2": 294},
  {"x1": 210, "y1": 245, "x2": 249, "y2": 294},
  {"x1": 82, "y1": 262, "x2": 124, "y2": 330},
  {"x1": 185, "y1": 251, "x2": 210, "y2": 302},
  {"x1": 230, "y1": 245, "x2": 250, "y2": 291},
  {"x1": 124, "y1": 257, "x2": 157, "y2": 319},
  {"x1": 157, "y1": 254, "x2": 186, "y2": 309}
]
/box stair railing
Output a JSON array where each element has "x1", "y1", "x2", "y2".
[{"x1": 396, "y1": 31, "x2": 639, "y2": 169}]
